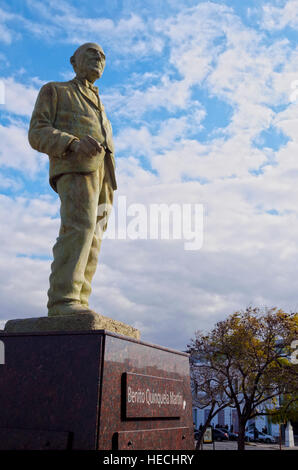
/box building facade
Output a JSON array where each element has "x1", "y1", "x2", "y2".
[{"x1": 192, "y1": 404, "x2": 280, "y2": 437}]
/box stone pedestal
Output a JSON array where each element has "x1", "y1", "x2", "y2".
[
  {"x1": 0, "y1": 330, "x2": 194, "y2": 450},
  {"x1": 4, "y1": 311, "x2": 140, "y2": 340}
]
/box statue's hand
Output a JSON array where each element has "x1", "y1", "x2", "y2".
[{"x1": 69, "y1": 135, "x2": 103, "y2": 158}]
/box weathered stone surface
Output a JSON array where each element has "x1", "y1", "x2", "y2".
[
  {"x1": 4, "y1": 312, "x2": 140, "y2": 340},
  {"x1": 29, "y1": 43, "x2": 117, "y2": 315}
]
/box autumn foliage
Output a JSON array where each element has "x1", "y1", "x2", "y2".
[{"x1": 188, "y1": 307, "x2": 298, "y2": 450}]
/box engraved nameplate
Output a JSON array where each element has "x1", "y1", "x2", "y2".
[{"x1": 124, "y1": 372, "x2": 185, "y2": 419}]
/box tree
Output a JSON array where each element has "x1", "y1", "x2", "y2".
[
  {"x1": 267, "y1": 394, "x2": 298, "y2": 425},
  {"x1": 190, "y1": 354, "x2": 232, "y2": 448},
  {"x1": 187, "y1": 307, "x2": 298, "y2": 450},
  {"x1": 266, "y1": 393, "x2": 298, "y2": 448}
]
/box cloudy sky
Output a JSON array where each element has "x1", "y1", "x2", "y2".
[{"x1": 1, "y1": 0, "x2": 298, "y2": 350}]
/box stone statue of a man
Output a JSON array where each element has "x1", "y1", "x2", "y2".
[{"x1": 28, "y1": 43, "x2": 117, "y2": 317}]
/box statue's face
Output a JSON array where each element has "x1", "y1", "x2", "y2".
[{"x1": 73, "y1": 45, "x2": 106, "y2": 83}]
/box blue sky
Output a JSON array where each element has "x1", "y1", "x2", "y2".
[{"x1": 1, "y1": 0, "x2": 298, "y2": 350}]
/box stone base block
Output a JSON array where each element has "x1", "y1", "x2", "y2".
[
  {"x1": 4, "y1": 311, "x2": 140, "y2": 340},
  {"x1": 0, "y1": 330, "x2": 194, "y2": 450}
]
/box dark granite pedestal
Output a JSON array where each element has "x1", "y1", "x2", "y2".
[{"x1": 0, "y1": 330, "x2": 194, "y2": 450}]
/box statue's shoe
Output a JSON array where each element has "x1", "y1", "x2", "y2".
[{"x1": 48, "y1": 302, "x2": 94, "y2": 316}]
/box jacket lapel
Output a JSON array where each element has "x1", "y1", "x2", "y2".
[
  {"x1": 72, "y1": 79, "x2": 100, "y2": 110},
  {"x1": 70, "y1": 79, "x2": 115, "y2": 157}
]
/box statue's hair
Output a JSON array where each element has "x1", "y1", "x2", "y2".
[{"x1": 70, "y1": 42, "x2": 105, "y2": 67}]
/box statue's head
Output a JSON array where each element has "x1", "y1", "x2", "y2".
[{"x1": 70, "y1": 42, "x2": 106, "y2": 83}]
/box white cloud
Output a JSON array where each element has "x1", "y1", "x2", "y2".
[
  {"x1": 0, "y1": 173, "x2": 23, "y2": 191},
  {"x1": 0, "y1": 194, "x2": 58, "y2": 257},
  {"x1": 0, "y1": 8, "x2": 16, "y2": 44},
  {"x1": 101, "y1": 2, "x2": 298, "y2": 348},
  {"x1": 0, "y1": 193, "x2": 59, "y2": 322},
  {"x1": 103, "y1": 76, "x2": 200, "y2": 121},
  {"x1": 0, "y1": 123, "x2": 46, "y2": 175},
  {"x1": 262, "y1": 0, "x2": 298, "y2": 30},
  {"x1": 21, "y1": 0, "x2": 164, "y2": 57},
  {"x1": 0, "y1": 252, "x2": 49, "y2": 320},
  {"x1": 2, "y1": 77, "x2": 38, "y2": 117},
  {"x1": 155, "y1": 3, "x2": 234, "y2": 83},
  {"x1": 115, "y1": 113, "x2": 205, "y2": 159}
]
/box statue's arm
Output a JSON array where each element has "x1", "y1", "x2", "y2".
[{"x1": 28, "y1": 83, "x2": 77, "y2": 157}]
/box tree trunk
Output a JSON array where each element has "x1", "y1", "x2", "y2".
[{"x1": 237, "y1": 421, "x2": 246, "y2": 451}]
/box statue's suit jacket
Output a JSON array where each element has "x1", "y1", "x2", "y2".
[{"x1": 28, "y1": 78, "x2": 117, "y2": 192}]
